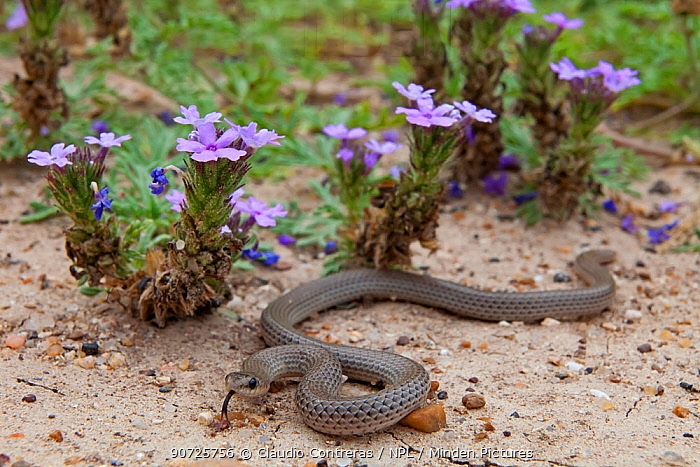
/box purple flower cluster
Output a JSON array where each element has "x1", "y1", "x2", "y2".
[
  {"x1": 234, "y1": 196, "x2": 287, "y2": 228},
  {"x1": 446, "y1": 0, "x2": 535, "y2": 15},
  {"x1": 393, "y1": 82, "x2": 496, "y2": 129},
  {"x1": 175, "y1": 105, "x2": 283, "y2": 163},
  {"x1": 322, "y1": 123, "x2": 401, "y2": 171},
  {"x1": 550, "y1": 58, "x2": 641, "y2": 94},
  {"x1": 542, "y1": 12, "x2": 583, "y2": 31},
  {"x1": 242, "y1": 248, "x2": 280, "y2": 266},
  {"x1": 602, "y1": 199, "x2": 680, "y2": 244}
]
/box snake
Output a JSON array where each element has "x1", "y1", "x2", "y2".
[{"x1": 222, "y1": 249, "x2": 616, "y2": 435}]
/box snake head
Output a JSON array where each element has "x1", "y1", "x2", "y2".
[{"x1": 225, "y1": 371, "x2": 269, "y2": 397}]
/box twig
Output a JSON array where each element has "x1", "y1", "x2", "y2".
[{"x1": 17, "y1": 377, "x2": 65, "y2": 395}]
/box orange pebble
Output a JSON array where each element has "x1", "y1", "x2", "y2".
[{"x1": 5, "y1": 334, "x2": 26, "y2": 349}]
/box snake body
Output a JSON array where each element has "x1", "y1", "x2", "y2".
[{"x1": 224, "y1": 250, "x2": 616, "y2": 435}]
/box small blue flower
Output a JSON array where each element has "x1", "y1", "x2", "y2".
[
  {"x1": 647, "y1": 219, "x2": 678, "y2": 245},
  {"x1": 513, "y1": 191, "x2": 537, "y2": 205},
  {"x1": 483, "y1": 171, "x2": 507, "y2": 196},
  {"x1": 242, "y1": 249, "x2": 263, "y2": 261},
  {"x1": 448, "y1": 181, "x2": 464, "y2": 198},
  {"x1": 91, "y1": 186, "x2": 113, "y2": 221},
  {"x1": 497, "y1": 153, "x2": 520, "y2": 170},
  {"x1": 149, "y1": 167, "x2": 169, "y2": 195},
  {"x1": 260, "y1": 251, "x2": 280, "y2": 266},
  {"x1": 324, "y1": 241, "x2": 338, "y2": 255},
  {"x1": 602, "y1": 199, "x2": 617, "y2": 214},
  {"x1": 621, "y1": 214, "x2": 637, "y2": 233},
  {"x1": 658, "y1": 200, "x2": 683, "y2": 213},
  {"x1": 91, "y1": 120, "x2": 109, "y2": 134},
  {"x1": 278, "y1": 234, "x2": 297, "y2": 246}
]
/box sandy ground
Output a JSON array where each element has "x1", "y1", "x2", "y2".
[{"x1": 1, "y1": 151, "x2": 699, "y2": 467}]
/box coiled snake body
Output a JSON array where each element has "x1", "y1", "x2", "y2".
[{"x1": 223, "y1": 250, "x2": 616, "y2": 435}]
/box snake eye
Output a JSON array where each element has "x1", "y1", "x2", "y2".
[{"x1": 248, "y1": 378, "x2": 258, "y2": 390}]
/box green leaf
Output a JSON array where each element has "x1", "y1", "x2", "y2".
[{"x1": 19, "y1": 202, "x2": 60, "y2": 224}]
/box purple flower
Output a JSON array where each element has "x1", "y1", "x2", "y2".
[
  {"x1": 497, "y1": 153, "x2": 520, "y2": 170},
  {"x1": 84, "y1": 132, "x2": 132, "y2": 148},
  {"x1": 176, "y1": 123, "x2": 246, "y2": 162},
  {"x1": 149, "y1": 167, "x2": 169, "y2": 195},
  {"x1": 228, "y1": 188, "x2": 245, "y2": 205},
  {"x1": 278, "y1": 234, "x2": 297, "y2": 246},
  {"x1": 550, "y1": 57, "x2": 587, "y2": 81},
  {"x1": 447, "y1": 0, "x2": 535, "y2": 14},
  {"x1": 159, "y1": 110, "x2": 175, "y2": 126},
  {"x1": 234, "y1": 196, "x2": 287, "y2": 227},
  {"x1": 543, "y1": 12, "x2": 583, "y2": 30},
  {"x1": 391, "y1": 82, "x2": 435, "y2": 102},
  {"x1": 337, "y1": 147, "x2": 354, "y2": 163},
  {"x1": 621, "y1": 214, "x2": 637, "y2": 233},
  {"x1": 483, "y1": 171, "x2": 508, "y2": 196},
  {"x1": 382, "y1": 129, "x2": 400, "y2": 143},
  {"x1": 165, "y1": 189, "x2": 186, "y2": 212},
  {"x1": 260, "y1": 251, "x2": 280, "y2": 266},
  {"x1": 453, "y1": 100, "x2": 497, "y2": 123},
  {"x1": 6, "y1": 2, "x2": 27, "y2": 30},
  {"x1": 324, "y1": 240, "x2": 338, "y2": 255},
  {"x1": 173, "y1": 105, "x2": 222, "y2": 127},
  {"x1": 389, "y1": 165, "x2": 406, "y2": 180},
  {"x1": 91, "y1": 120, "x2": 109, "y2": 134},
  {"x1": 513, "y1": 191, "x2": 537, "y2": 204},
  {"x1": 449, "y1": 181, "x2": 464, "y2": 198},
  {"x1": 658, "y1": 200, "x2": 683, "y2": 213},
  {"x1": 242, "y1": 248, "x2": 263, "y2": 261},
  {"x1": 647, "y1": 220, "x2": 678, "y2": 245},
  {"x1": 602, "y1": 199, "x2": 618, "y2": 214},
  {"x1": 396, "y1": 97, "x2": 458, "y2": 128},
  {"x1": 322, "y1": 124, "x2": 367, "y2": 140},
  {"x1": 27, "y1": 143, "x2": 75, "y2": 167},
  {"x1": 237, "y1": 122, "x2": 285, "y2": 148},
  {"x1": 588, "y1": 61, "x2": 641, "y2": 93},
  {"x1": 91, "y1": 186, "x2": 113, "y2": 221},
  {"x1": 333, "y1": 93, "x2": 347, "y2": 106},
  {"x1": 241, "y1": 249, "x2": 279, "y2": 266},
  {"x1": 364, "y1": 139, "x2": 402, "y2": 169}
]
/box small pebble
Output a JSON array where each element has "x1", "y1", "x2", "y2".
[
  {"x1": 396, "y1": 336, "x2": 410, "y2": 346},
  {"x1": 336, "y1": 458, "x2": 351, "y2": 467},
  {"x1": 159, "y1": 386, "x2": 173, "y2": 393},
  {"x1": 108, "y1": 353, "x2": 127, "y2": 368},
  {"x1": 673, "y1": 405, "x2": 690, "y2": 418},
  {"x1": 503, "y1": 430, "x2": 511, "y2": 437},
  {"x1": 198, "y1": 412, "x2": 213, "y2": 426},
  {"x1": 601, "y1": 322, "x2": 618, "y2": 331},
  {"x1": 178, "y1": 359, "x2": 190, "y2": 371},
  {"x1": 590, "y1": 389, "x2": 610, "y2": 400},
  {"x1": 139, "y1": 369, "x2": 156, "y2": 377},
  {"x1": 462, "y1": 393, "x2": 486, "y2": 409},
  {"x1": 624, "y1": 309, "x2": 643, "y2": 321},
  {"x1": 540, "y1": 317, "x2": 560, "y2": 327},
  {"x1": 648, "y1": 179, "x2": 671, "y2": 195},
  {"x1": 553, "y1": 272, "x2": 571, "y2": 283},
  {"x1": 163, "y1": 404, "x2": 177, "y2": 413},
  {"x1": 76, "y1": 356, "x2": 96, "y2": 369},
  {"x1": 22, "y1": 394, "x2": 37, "y2": 403},
  {"x1": 510, "y1": 411, "x2": 520, "y2": 418},
  {"x1": 608, "y1": 374, "x2": 622, "y2": 383},
  {"x1": 637, "y1": 343, "x2": 653, "y2": 353},
  {"x1": 5, "y1": 334, "x2": 26, "y2": 349},
  {"x1": 437, "y1": 391, "x2": 448, "y2": 400},
  {"x1": 565, "y1": 361, "x2": 584, "y2": 372},
  {"x1": 82, "y1": 342, "x2": 99, "y2": 356},
  {"x1": 48, "y1": 430, "x2": 63, "y2": 442},
  {"x1": 468, "y1": 376, "x2": 479, "y2": 384},
  {"x1": 400, "y1": 404, "x2": 447, "y2": 433},
  {"x1": 682, "y1": 433, "x2": 694, "y2": 438},
  {"x1": 131, "y1": 419, "x2": 148, "y2": 429}
]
